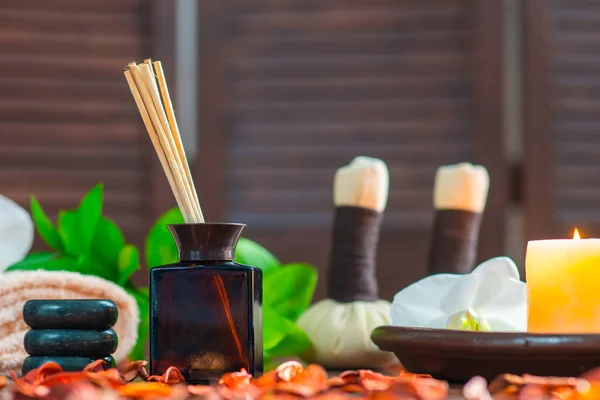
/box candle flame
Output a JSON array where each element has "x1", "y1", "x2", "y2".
[{"x1": 574, "y1": 228, "x2": 581, "y2": 240}]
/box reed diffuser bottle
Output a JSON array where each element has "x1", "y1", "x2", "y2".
[
  {"x1": 124, "y1": 60, "x2": 262, "y2": 383},
  {"x1": 150, "y1": 224, "x2": 262, "y2": 382}
]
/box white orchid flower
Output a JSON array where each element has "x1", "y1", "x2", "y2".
[
  {"x1": 390, "y1": 257, "x2": 526, "y2": 332},
  {"x1": 0, "y1": 195, "x2": 34, "y2": 272}
]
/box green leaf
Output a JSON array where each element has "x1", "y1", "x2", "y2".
[
  {"x1": 78, "y1": 183, "x2": 104, "y2": 224},
  {"x1": 75, "y1": 255, "x2": 116, "y2": 281},
  {"x1": 30, "y1": 197, "x2": 63, "y2": 252},
  {"x1": 264, "y1": 318, "x2": 287, "y2": 351},
  {"x1": 6, "y1": 252, "x2": 78, "y2": 272},
  {"x1": 263, "y1": 263, "x2": 317, "y2": 321},
  {"x1": 92, "y1": 217, "x2": 125, "y2": 268},
  {"x1": 117, "y1": 245, "x2": 140, "y2": 286},
  {"x1": 235, "y1": 238, "x2": 280, "y2": 271},
  {"x1": 145, "y1": 208, "x2": 184, "y2": 268},
  {"x1": 57, "y1": 211, "x2": 83, "y2": 256},
  {"x1": 58, "y1": 184, "x2": 103, "y2": 256},
  {"x1": 263, "y1": 306, "x2": 312, "y2": 357},
  {"x1": 126, "y1": 287, "x2": 149, "y2": 361}
]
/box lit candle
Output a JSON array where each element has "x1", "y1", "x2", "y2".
[{"x1": 526, "y1": 229, "x2": 600, "y2": 333}]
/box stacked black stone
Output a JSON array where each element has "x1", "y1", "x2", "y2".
[{"x1": 22, "y1": 299, "x2": 119, "y2": 375}]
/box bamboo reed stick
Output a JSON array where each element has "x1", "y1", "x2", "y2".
[
  {"x1": 152, "y1": 60, "x2": 203, "y2": 222},
  {"x1": 124, "y1": 61, "x2": 204, "y2": 223}
]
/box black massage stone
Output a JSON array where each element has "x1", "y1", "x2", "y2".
[
  {"x1": 24, "y1": 329, "x2": 118, "y2": 357},
  {"x1": 22, "y1": 355, "x2": 115, "y2": 375},
  {"x1": 23, "y1": 299, "x2": 118, "y2": 330}
]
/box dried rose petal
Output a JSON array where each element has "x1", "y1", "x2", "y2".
[
  {"x1": 219, "y1": 368, "x2": 252, "y2": 389},
  {"x1": 338, "y1": 383, "x2": 367, "y2": 394},
  {"x1": 489, "y1": 372, "x2": 590, "y2": 398},
  {"x1": 368, "y1": 388, "x2": 418, "y2": 400},
  {"x1": 19, "y1": 361, "x2": 63, "y2": 385},
  {"x1": 274, "y1": 364, "x2": 329, "y2": 397},
  {"x1": 4, "y1": 361, "x2": 455, "y2": 400},
  {"x1": 312, "y1": 389, "x2": 355, "y2": 400},
  {"x1": 300, "y1": 365, "x2": 328, "y2": 384},
  {"x1": 412, "y1": 379, "x2": 449, "y2": 400},
  {"x1": 86, "y1": 369, "x2": 125, "y2": 389},
  {"x1": 253, "y1": 369, "x2": 278, "y2": 388},
  {"x1": 325, "y1": 376, "x2": 346, "y2": 388},
  {"x1": 60, "y1": 381, "x2": 120, "y2": 400},
  {"x1": 275, "y1": 381, "x2": 321, "y2": 398},
  {"x1": 276, "y1": 361, "x2": 304, "y2": 382},
  {"x1": 83, "y1": 359, "x2": 107, "y2": 373},
  {"x1": 37, "y1": 371, "x2": 98, "y2": 388},
  {"x1": 398, "y1": 370, "x2": 433, "y2": 379},
  {"x1": 217, "y1": 383, "x2": 262, "y2": 400},
  {"x1": 188, "y1": 384, "x2": 218, "y2": 396},
  {"x1": 10, "y1": 371, "x2": 51, "y2": 398},
  {"x1": 582, "y1": 367, "x2": 600, "y2": 382},
  {"x1": 326, "y1": 373, "x2": 367, "y2": 395},
  {"x1": 518, "y1": 384, "x2": 547, "y2": 400},
  {"x1": 551, "y1": 386, "x2": 577, "y2": 400},
  {"x1": 338, "y1": 370, "x2": 361, "y2": 384},
  {"x1": 488, "y1": 374, "x2": 514, "y2": 394},
  {"x1": 463, "y1": 376, "x2": 492, "y2": 400},
  {"x1": 147, "y1": 366, "x2": 185, "y2": 385},
  {"x1": 117, "y1": 381, "x2": 173, "y2": 397},
  {"x1": 358, "y1": 370, "x2": 393, "y2": 392},
  {"x1": 522, "y1": 374, "x2": 589, "y2": 389},
  {"x1": 123, "y1": 360, "x2": 149, "y2": 382}
]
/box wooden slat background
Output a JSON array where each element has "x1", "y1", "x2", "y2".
[
  {"x1": 225, "y1": 1, "x2": 474, "y2": 229},
  {"x1": 524, "y1": 0, "x2": 600, "y2": 241},
  {"x1": 196, "y1": 0, "x2": 507, "y2": 300},
  {"x1": 0, "y1": 0, "x2": 156, "y2": 245}
]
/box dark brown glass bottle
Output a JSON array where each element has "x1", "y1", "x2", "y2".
[{"x1": 150, "y1": 223, "x2": 262, "y2": 383}]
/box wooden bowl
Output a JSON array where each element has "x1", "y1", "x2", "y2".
[{"x1": 371, "y1": 325, "x2": 600, "y2": 382}]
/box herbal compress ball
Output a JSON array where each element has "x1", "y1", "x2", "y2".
[{"x1": 297, "y1": 156, "x2": 397, "y2": 369}]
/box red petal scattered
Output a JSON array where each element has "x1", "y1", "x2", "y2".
[
  {"x1": 117, "y1": 381, "x2": 173, "y2": 398},
  {"x1": 83, "y1": 359, "x2": 107, "y2": 373},
  {"x1": 146, "y1": 366, "x2": 185, "y2": 385},
  {"x1": 123, "y1": 360, "x2": 149, "y2": 382},
  {"x1": 218, "y1": 368, "x2": 252, "y2": 389},
  {"x1": 276, "y1": 361, "x2": 305, "y2": 382},
  {"x1": 408, "y1": 378, "x2": 449, "y2": 400},
  {"x1": 358, "y1": 370, "x2": 394, "y2": 391},
  {"x1": 274, "y1": 364, "x2": 329, "y2": 397},
  {"x1": 463, "y1": 376, "x2": 493, "y2": 400},
  {"x1": 188, "y1": 384, "x2": 218, "y2": 396},
  {"x1": 20, "y1": 361, "x2": 63, "y2": 385},
  {"x1": 6, "y1": 360, "x2": 598, "y2": 399},
  {"x1": 253, "y1": 369, "x2": 278, "y2": 388}
]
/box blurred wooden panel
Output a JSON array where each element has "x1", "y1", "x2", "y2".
[
  {"x1": 524, "y1": 0, "x2": 600, "y2": 241},
  {"x1": 196, "y1": 0, "x2": 507, "y2": 301},
  {"x1": 0, "y1": 0, "x2": 167, "y2": 246}
]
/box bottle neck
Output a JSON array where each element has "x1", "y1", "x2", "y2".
[
  {"x1": 168, "y1": 223, "x2": 245, "y2": 262},
  {"x1": 178, "y1": 250, "x2": 235, "y2": 262}
]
